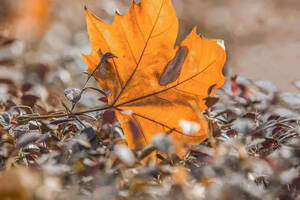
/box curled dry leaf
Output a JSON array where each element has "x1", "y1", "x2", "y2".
[
  {"x1": 64, "y1": 88, "x2": 81, "y2": 103},
  {"x1": 83, "y1": 0, "x2": 226, "y2": 153},
  {"x1": 16, "y1": 131, "x2": 41, "y2": 148}
]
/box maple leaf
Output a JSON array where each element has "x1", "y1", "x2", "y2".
[{"x1": 82, "y1": 0, "x2": 226, "y2": 154}]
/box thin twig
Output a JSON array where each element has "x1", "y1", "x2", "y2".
[
  {"x1": 70, "y1": 52, "x2": 116, "y2": 111},
  {"x1": 62, "y1": 101, "x2": 86, "y2": 128},
  {"x1": 17, "y1": 105, "x2": 113, "y2": 122}
]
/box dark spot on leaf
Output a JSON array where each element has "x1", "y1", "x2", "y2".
[
  {"x1": 128, "y1": 119, "x2": 145, "y2": 149},
  {"x1": 129, "y1": 119, "x2": 141, "y2": 140},
  {"x1": 159, "y1": 46, "x2": 188, "y2": 86}
]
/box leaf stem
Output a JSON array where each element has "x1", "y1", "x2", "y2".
[
  {"x1": 17, "y1": 105, "x2": 113, "y2": 122},
  {"x1": 70, "y1": 51, "x2": 116, "y2": 111}
]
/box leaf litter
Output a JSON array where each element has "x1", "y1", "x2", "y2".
[
  {"x1": 0, "y1": 1, "x2": 299, "y2": 200},
  {"x1": 1, "y1": 61, "x2": 300, "y2": 199}
]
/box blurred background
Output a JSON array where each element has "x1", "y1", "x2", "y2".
[{"x1": 0, "y1": 0, "x2": 299, "y2": 91}]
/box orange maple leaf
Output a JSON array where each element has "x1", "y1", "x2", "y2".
[{"x1": 82, "y1": 0, "x2": 226, "y2": 154}]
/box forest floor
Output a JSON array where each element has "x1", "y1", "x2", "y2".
[{"x1": 0, "y1": 0, "x2": 300, "y2": 199}]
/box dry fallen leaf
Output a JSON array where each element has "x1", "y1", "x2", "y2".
[{"x1": 82, "y1": 0, "x2": 226, "y2": 154}]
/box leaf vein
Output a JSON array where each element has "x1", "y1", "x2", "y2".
[
  {"x1": 132, "y1": 112, "x2": 204, "y2": 138},
  {"x1": 115, "y1": 54, "x2": 220, "y2": 108},
  {"x1": 118, "y1": 18, "x2": 138, "y2": 64},
  {"x1": 112, "y1": 0, "x2": 165, "y2": 105}
]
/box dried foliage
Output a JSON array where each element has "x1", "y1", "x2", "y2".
[
  {"x1": 0, "y1": 0, "x2": 300, "y2": 200},
  {"x1": 0, "y1": 50, "x2": 300, "y2": 199}
]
